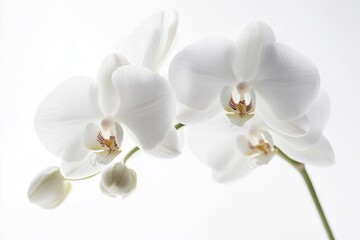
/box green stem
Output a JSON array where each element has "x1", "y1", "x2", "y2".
[
  {"x1": 123, "y1": 146, "x2": 140, "y2": 164},
  {"x1": 123, "y1": 123, "x2": 186, "y2": 164},
  {"x1": 276, "y1": 147, "x2": 335, "y2": 240}
]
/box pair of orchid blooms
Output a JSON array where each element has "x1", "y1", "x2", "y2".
[{"x1": 28, "y1": 11, "x2": 334, "y2": 209}]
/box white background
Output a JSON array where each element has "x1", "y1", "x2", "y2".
[{"x1": 1, "y1": 0, "x2": 360, "y2": 239}]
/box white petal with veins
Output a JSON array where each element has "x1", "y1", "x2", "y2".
[
  {"x1": 35, "y1": 77, "x2": 103, "y2": 163},
  {"x1": 117, "y1": 11, "x2": 178, "y2": 72},
  {"x1": 97, "y1": 53, "x2": 129, "y2": 115},
  {"x1": 252, "y1": 43, "x2": 320, "y2": 120},
  {"x1": 113, "y1": 65, "x2": 176, "y2": 151},
  {"x1": 233, "y1": 21, "x2": 276, "y2": 81},
  {"x1": 169, "y1": 36, "x2": 237, "y2": 110}
]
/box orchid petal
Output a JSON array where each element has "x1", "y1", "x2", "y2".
[
  {"x1": 114, "y1": 122, "x2": 124, "y2": 149},
  {"x1": 83, "y1": 122, "x2": 102, "y2": 150},
  {"x1": 169, "y1": 36, "x2": 237, "y2": 110},
  {"x1": 272, "y1": 91, "x2": 330, "y2": 149},
  {"x1": 252, "y1": 43, "x2": 320, "y2": 120},
  {"x1": 113, "y1": 65, "x2": 176, "y2": 150},
  {"x1": 118, "y1": 11, "x2": 178, "y2": 72},
  {"x1": 220, "y1": 86, "x2": 234, "y2": 112},
  {"x1": 281, "y1": 91, "x2": 330, "y2": 149},
  {"x1": 35, "y1": 77, "x2": 103, "y2": 162},
  {"x1": 254, "y1": 150, "x2": 276, "y2": 166},
  {"x1": 97, "y1": 53, "x2": 129, "y2": 115},
  {"x1": 187, "y1": 114, "x2": 242, "y2": 171},
  {"x1": 146, "y1": 126, "x2": 184, "y2": 159},
  {"x1": 257, "y1": 95, "x2": 309, "y2": 137},
  {"x1": 175, "y1": 102, "x2": 222, "y2": 125},
  {"x1": 233, "y1": 21, "x2": 276, "y2": 80},
  {"x1": 236, "y1": 135, "x2": 253, "y2": 155},
  {"x1": 276, "y1": 135, "x2": 334, "y2": 166},
  {"x1": 187, "y1": 115, "x2": 258, "y2": 182}
]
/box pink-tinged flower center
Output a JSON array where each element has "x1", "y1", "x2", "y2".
[
  {"x1": 222, "y1": 82, "x2": 255, "y2": 127},
  {"x1": 228, "y1": 95, "x2": 253, "y2": 117}
]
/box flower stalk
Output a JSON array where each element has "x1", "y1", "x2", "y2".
[{"x1": 276, "y1": 147, "x2": 335, "y2": 240}]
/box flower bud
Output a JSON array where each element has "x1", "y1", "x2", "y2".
[
  {"x1": 100, "y1": 162, "x2": 137, "y2": 198},
  {"x1": 27, "y1": 167, "x2": 71, "y2": 209}
]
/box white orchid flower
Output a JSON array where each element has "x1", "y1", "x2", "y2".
[
  {"x1": 187, "y1": 91, "x2": 334, "y2": 183},
  {"x1": 35, "y1": 11, "x2": 179, "y2": 179},
  {"x1": 170, "y1": 21, "x2": 320, "y2": 136}
]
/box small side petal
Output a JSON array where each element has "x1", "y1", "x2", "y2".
[
  {"x1": 169, "y1": 36, "x2": 237, "y2": 110},
  {"x1": 233, "y1": 21, "x2": 276, "y2": 80},
  {"x1": 113, "y1": 65, "x2": 176, "y2": 150},
  {"x1": 117, "y1": 11, "x2": 179, "y2": 72},
  {"x1": 34, "y1": 77, "x2": 103, "y2": 162},
  {"x1": 252, "y1": 43, "x2": 320, "y2": 120}
]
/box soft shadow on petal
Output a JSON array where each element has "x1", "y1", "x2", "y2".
[
  {"x1": 35, "y1": 77, "x2": 103, "y2": 162},
  {"x1": 252, "y1": 43, "x2": 320, "y2": 120},
  {"x1": 117, "y1": 11, "x2": 178, "y2": 72},
  {"x1": 257, "y1": 95, "x2": 309, "y2": 137},
  {"x1": 272, "y1": 90, "x2": 330, "y2": 149},
  {"x1": 233, "y1": 21, "x2": 276, "y2": 81},
  {"x1": 169, "y1": 36, "x2": 237, "y2": 110},
  {"x1": 97, "y1": 53, "x2": 129, "y2": 115},
  {"x1": 276, "y1": 135, "x2": 335, "y2": 166},
  {"x1": 146, "y1": 126, "x2": 184, "y2": 159},
  {"x1": 113, "y1": 65, "x2": 176, "y2": 150}
]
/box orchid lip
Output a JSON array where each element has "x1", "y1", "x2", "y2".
[
  {"x1": 222, "y1": 84, "x2": 255, "y2": 127},
  {"x1": 85, "y1": 120, "x2": 123, "y2": 167}
]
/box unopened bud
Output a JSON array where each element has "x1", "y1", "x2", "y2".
[
  {"x1": 28, "y1": 167, "x2": 71, "y2": 209},
  {"x1": 100, "y1": 162, "x2": 137, "y2": 198}
]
